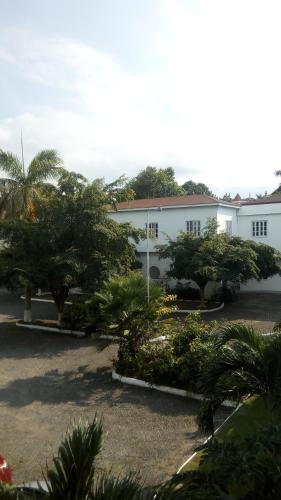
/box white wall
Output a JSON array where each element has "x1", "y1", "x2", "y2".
[
  {"x1": 110, "y1": 205, "x2": 220, "y2": 252},
  {"x1": 237, "y1": 203, "x2": 281, "y2": 250},
  {"x1": 217, "y1": 206, "x2": 238, "y2": 234},
  {"x1": 238, "y1": 203, "x2": 281, "y2": 292},
  {"x1": 109, "y1": 201, "x2": 281, "y2": 293}
]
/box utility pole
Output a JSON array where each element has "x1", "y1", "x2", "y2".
[
  {"x1": 146, "y1": 209, "x2": 150, "y2": 304},
  {"x1": 21, "y1": 129, "x2": 25, "y2": 175}
]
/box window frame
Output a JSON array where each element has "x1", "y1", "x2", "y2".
[
  {"x1": 186, "y1": 220, "x2": 201, "y2": 237},
  {"x1": 145, "y1": 221, "x2": 159, "y2": 239},
  {"x1": 252, "y1": 220, "x2": 268, "y2": 237}
]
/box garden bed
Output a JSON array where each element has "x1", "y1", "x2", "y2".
[{"x1": 112, "y1": 369, "x2": 236, "y2": 408}]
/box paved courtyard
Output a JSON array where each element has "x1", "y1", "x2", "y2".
[
  {"x1": 0, "y1": 289, "x2": 228, "y2": 488},
  {"x1": 0, "y1": 289, "x2": 280, "y2": 487},
  {"x1": 203, "y1": 291, "x2": 281, "y2": 332}
]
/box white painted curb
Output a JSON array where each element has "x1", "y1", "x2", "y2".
[
  {"x1": 20, "y1": 295, "x2": 72, "y2": 305},
  {"x1": 112, "y1": 370, "x2": 236, "y2": 408},
  {"x1": 176, "y1": 402, "x2": 242, "y2": 473},
  {"x1": 16, "y1": 322, "x2": 85, "y2": 337},
  {"x1": 91, "y1": 334, "x2": 169, "y2": 343},
  {"x1": 175, "y1": 302, "x2": 224, "y2": 314}
]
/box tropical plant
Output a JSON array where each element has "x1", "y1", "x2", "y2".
[
  {"x1": 0, "y1": 418, "x2": 148, "y2": 499},
  {"x1": 0, "y1": 148, "x2": 63, "y2": 322},
  {"x1": 156, "y1": 423, "x2": 281, "y2": 499},
  {"x1": 197, "y1": 323, "x2": 281, "y2": 434},
  {"x1": 0, "y1": 149, "x2": 63, "y2": 220},
  {"x1": 95, "y1": 271, "x2": 175, "y2": 355}
]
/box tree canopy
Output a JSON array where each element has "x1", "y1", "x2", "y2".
[
  {"x1": 181, "y1": 180, "x2": 213, "y2": 196},
  {"x1": 0, "y1": 148, "x2": 63, "y2": 220},
  {"x1": 159, "y1": 219, "x2": 281, "y2": 303},
  {"x1": 0, "y1": 173, "x2": 142, "y2": 322},
  {"x1": 128, "y1": 166, "x2": 184, "y2": 199}
]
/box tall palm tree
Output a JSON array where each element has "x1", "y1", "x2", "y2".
[
  {"x1": 0, "y1": 149, "x2": 64, "y2": 322},
  {"x1": 0, "y1": 149, "x2": 63, "y2": 220},
  {"x1": 198, "y1": 323, "x2": 281, "y2": 434}
]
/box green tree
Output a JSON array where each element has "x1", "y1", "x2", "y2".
[
  {"x1": 181, "y1": 180, "x2": 213, "y2": 196},
  {"x1": 0, "y1": 149, "x2": 63, "y2": 220},
  {"x1": 222, "y1": 193, "x2": 232, "y2": 201},
  {"x1": 159, "y1": 221, "x2": 281, "y2": 306},
  {"x1": 128, "y1": 166, "x2": 184, "y2": 199},
  {"x1": 0, "y1": 148, "x2": 63, "y2": 321},
  {"x1": 0, "y1": 173, "x2": 142, "y2": 324}
]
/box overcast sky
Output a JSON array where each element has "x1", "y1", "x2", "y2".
[{"x1": 0, "y1": 0, "x2": 281, "y2": 196}]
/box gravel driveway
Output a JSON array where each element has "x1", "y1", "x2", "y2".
[
  {"x1": 0, "y1": 289, "x2": 231, "y2": 488},
  {"x1": 4, "y1": 289, "x2": 278, "y2": 487}
]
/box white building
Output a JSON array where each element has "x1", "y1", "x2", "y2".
[{"x1": 109, "y1": 193, "x2": 281, "y2": 293}]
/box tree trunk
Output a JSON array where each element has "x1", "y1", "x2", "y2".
[
  {"x1": 57, "y1": 310, "x2": 63, "y2": 325},
  {"x1": 24, "y1": 285, "x2": 32, "y2": 323},
  {"x1": 199, "y1": 286, "x2": 205, "y2": 308},
  {"x1": 51, "y1": 287, "x2": 69, "y2": 326}
]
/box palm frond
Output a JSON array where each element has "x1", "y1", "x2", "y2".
[
  {"x1": 0, "y1": 151, "x2": 24, "y2": 182},
  {"x1": 91, "y1": 473, "x2": 147, "y2": 500},
  {"x1": 273, "y1": 320, "x2": 281, "y2": 332},
  {"x1": 28, "y1": 150, "x2": 64, "y2": 184},
  {"x1": 214, "y1": 322, "x2": 264, "y2": 351},
  {"x1": 262, "y1": 334, "x2": 281, "y2": 390},
  {"x1": 45, "y1": 417, "x2": 103, "y2": 499}
]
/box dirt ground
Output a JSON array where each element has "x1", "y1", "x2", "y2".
[{"x1": 0, "y1": 289, "x2": 280, "y2": 487}]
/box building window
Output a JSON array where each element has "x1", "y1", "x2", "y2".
[
  {"x1": 150, "y1": 266, "x2": 161, "y2": 279},
  {"x1": 252, "y1": 220, "x2": 267, "y2": 237},
  {"x1": 225, "y1": 220, "x2": 232, "y2": 236},
  {"x1": 186, "y1": 220, "x2": 201, "y2": 236},
  {"x1": 145, "y1": 222, "x2": 158, "y2": 238}
]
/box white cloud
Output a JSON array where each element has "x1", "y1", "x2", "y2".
[{"x1": 1, "y1": 1, "x2": 281, "y2": 196}]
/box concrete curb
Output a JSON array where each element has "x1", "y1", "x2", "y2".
[
  {"x1": 16, "y1": 322, "x2": 85, "y2": 337},
  {"x1": 112, "y1": 370, "x2": 236, "y2": 408},
  {"x1": 16, "y1": 323, "x2": 125, "y2": 341},
  {"x1": 20, "y1": 295, "x2": 72, "y2": 305},
  {"x1": 175, "y1": 302, "x2": 225, "y2": 314},
  {"x1": 177, "y1": 402, "x2": 242, "y2": 473}
]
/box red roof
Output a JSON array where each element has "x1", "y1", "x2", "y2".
[
  {"x1": 114, "y1": 194, "x2": 236, "y2": 210},
  {"x1": 242, "y1": 193, "x2": 281, "y2": 205},
  {"x1": 233, "y1": 193, "x2": 242, "y2": 201}
]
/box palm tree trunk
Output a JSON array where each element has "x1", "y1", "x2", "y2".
[{"x1": 24, "y1": 285, "x2": 32, "y2": 323}]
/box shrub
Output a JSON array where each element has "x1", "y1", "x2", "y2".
[
  {"x1": 171, "y1": 312, "x2": 212, "y2": 356},
  {"x1": 116, "y1": 313, "x2": 218, "y2": 392},
  {"x1": 62, "y1": 301, "x2": 89, "y2": 331},
  {"x1": 135, "y1": 343, "x2": 178, "y2": 387},
  {"x1": 96, "y1": 271, "x2": 176, "y2": 355}
]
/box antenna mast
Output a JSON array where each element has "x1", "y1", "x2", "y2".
[{"x1": 21, "y1": 129, "x2": 25, "y2": 175}]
